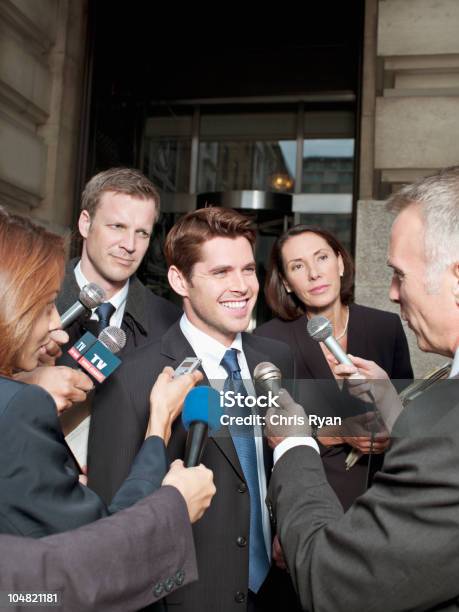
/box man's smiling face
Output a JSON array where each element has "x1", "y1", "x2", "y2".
[{"x1": 174, "y1": 236, "x2": 259, "y2": 346}]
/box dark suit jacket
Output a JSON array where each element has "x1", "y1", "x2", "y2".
[
  {"x1": 0, "y1": 487, "x2": 197, "y2": 612},
  {"x1": 267, "y1": 376, "x2": 459, "y2": 612},
  {"x1": 56, "y1": 259, "x2": 181, "y2": 357},
  {"x1": 88, "y1": 321, "x2": 295, "y2": 612},
  {"x1": 0, "y1": 377, "x2": 168, "y2": 538},
  {"x1": 255, "y1": 303, "x2": 413, "y2": 509}
]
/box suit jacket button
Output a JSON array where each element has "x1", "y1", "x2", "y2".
[
  {"x1": 237, "y1": 482, "x2": 247, "y2": 493},
  {"x1": 236, "y1": 536, "x2": 247, "y2": 547},
  {"x1": 235, "y1": 591, "x2": 246, "y2": 603},
  {"x1": 267, "y1": 501, "x2": 275, "y2": 525},
  {"x1": 153, "y1": 582, "x2": 164, "y2": 597},
  {"x1": 164, "y1": 577, "x2": 175, "y2": 592},
  {"x1": 175, "y1": 570, "x2": 185, "y2": 586}
]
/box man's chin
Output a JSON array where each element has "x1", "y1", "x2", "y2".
[
  {"x1": 104, "y1": 268, "x2": 135, "y2": 284},
  {"x1": 222, "y1": 316, "x2": 252, "y2": 334}
]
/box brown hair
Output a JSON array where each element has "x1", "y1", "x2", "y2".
[
  {"x1": 81, "y1": 167, "x2": 160, "y2": 220},
  {"x1": 265, "y1": 225, "x2": 354, "y2": 321},
  {"x1": 0, "y1": 208, "x2": 65, "y2": 377},
  {"x1": 164, "y1": 207, "x2": 256, "y2": 280}
]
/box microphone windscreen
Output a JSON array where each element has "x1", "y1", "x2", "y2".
[
  {"x1": 307, "y1": 315, "x2": 333, "y2": 342},
  {"x1": 80, "y1": 283, "x2": 106, "y2": 309},
  {"x1": 182, "y1": 386, "x2": 222, "y2": 433},
  {"x1": 253, "y1": 361, "x2": 281, "y2": 383},
  {"x1": 98, "y1": 326, "x2": 127, "y2": 353}
]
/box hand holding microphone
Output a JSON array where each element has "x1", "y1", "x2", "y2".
[
  {"x1": 162, "y1": 459, "x2": 216, "y2": 523},
  {"x1": 182, "y1": 386, "x2": 222, "y2": 467},
  {"x1": 146, "y1": 366, "x2": 204, "y2": 444},
  {"x1": 264, "y1": 388, "x2": 310, "y2": 448},
  {"x1": 307, "y1": 316, "x2": 391, "y2": 468},
  {"x1": 14, "y1": 366, "x2": 94, "y2": 414}
]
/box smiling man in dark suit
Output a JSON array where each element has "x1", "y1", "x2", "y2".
[
  {"x1": 88, "y1": 207, "x2": 295, "y2": 612},
  {"x1": 265, "y1": 167, "x2": 459, "y2": 612}
]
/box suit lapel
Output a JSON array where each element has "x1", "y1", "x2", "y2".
[
  {"x1": 56, "y1": 259, "x2": 80, "y2": 314},
  {"x1": 162, "y1": 323, "x2": 244, "y2": 481},
  {"x1": 347, "y1": 303, "x2": 368, "y2": 360}
]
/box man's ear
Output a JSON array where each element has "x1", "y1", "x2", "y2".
[
  {"x1": 168, "y1": 265, "x2": 190, "y2": 298},
  {"x1": 78, "y1": 210, "x2": 91, "y2": 239}
]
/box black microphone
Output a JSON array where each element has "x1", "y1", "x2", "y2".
[
  {"x1": 253, "y1": 361, "x2": 282, "y2": 396},
  {"x1": 60, "y1": 283, "x2": 106, "y2": 329},
  {"x1": 182, "y1": 386, "x2": 222, "y2": 467}
]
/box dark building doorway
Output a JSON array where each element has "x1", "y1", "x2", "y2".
[{"x1": 80, "y1": 1, "x2": 365, "y2": 321}]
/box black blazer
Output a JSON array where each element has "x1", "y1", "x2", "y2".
[
  {"x1": 255, "y1": 303, "x2": 413, "y2": 509},
  {"x1": 0, "y1": 377, "x2": 169, "y2": 538},
  {"x1": 87, "y1": 321, "x2": 295, "y2": 612},
  {"x1": 267, "y1": 377, "x2": 459, "y2": 612}
]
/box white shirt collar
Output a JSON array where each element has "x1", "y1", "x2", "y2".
[
  {"x1": 179, "y1": 313, "x2": 242, "y2": 368},
  {"x1": 450, "y1": 348, "x2": 459, "y2": 378},
  {"x1": 74, "y1": 261, "x2": 129, "y2": 312}
]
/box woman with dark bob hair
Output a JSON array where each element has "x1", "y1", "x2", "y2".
[
  {"x1": 256, "y1": 225, "x2": 413, "y2": 510},
  {"x1": 0, "y1": 207, "x2": 203, "y2": 537}
]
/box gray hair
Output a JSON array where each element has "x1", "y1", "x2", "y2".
[{"x1": 387, "y1": 166, "x2": 459, "y2": 291}]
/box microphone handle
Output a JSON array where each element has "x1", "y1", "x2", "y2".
[
  {"x1": 324, "y1": 333, "x2": 376, "y2": 472},
  {"x1": 60, "y1": 301, "x2": 87, "y2": 328},
  {"x1": 323, "y1": 336, "x2": 353, "y2": 366},
  {"x1": 184, "y1": 422, "x2": 209, "y2": 467}
]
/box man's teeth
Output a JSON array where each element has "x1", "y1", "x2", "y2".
[{"x1": 221, "y1": 301, "x2": 247, "y2": 309}]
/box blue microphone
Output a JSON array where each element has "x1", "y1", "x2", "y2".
[{"x1": 182, "y1": 386, "x2": 222, "y2": 467}]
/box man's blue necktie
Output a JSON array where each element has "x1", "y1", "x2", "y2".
[
  {"x1": 95, "y1": 302, "x2": 115, "y2": 336},
  {"x1": 220, "y1": 348, "x2": 270, "y2": 593}
]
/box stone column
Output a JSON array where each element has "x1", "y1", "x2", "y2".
[
  {"x1": 0, "y1": 0, "x2": 88, "y2": 233},
  {"x1": 356, "y1": 0, "x2": 459, "y2": 376}
]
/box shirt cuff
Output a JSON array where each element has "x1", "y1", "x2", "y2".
[{"x1": 273, "y1": 437, "x2": 320, "y2": 465}]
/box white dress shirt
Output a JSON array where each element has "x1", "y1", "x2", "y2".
[
  {"x1": 180, "y1": 314, "x2": 271, "y2": 559},
  {"x1": 74, "y1": 261, "x2": 129, "y2": 328},
  {"x1": 65, "y1": 264, "x2": 129, "y2": 467}
]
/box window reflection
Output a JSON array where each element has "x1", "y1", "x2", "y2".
[
  {"x1": 198, "y1": 140, "x2": 296, "y2": 193},
  {"x1": 302, "y1": 139, "x2": 354, "y2": 194}
]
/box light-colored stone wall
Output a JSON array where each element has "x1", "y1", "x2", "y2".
[
  {"x1": 356, "y1": 0, "x2": 458, "y2": 376},
  {"x1": 0, "y1": 0, "x2": 87, "y2": 233}
]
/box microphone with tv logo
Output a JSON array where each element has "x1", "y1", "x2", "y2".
[
  {"x1": 60, "y1": 283, "x2": 106, "y2": 329},
  {"x1": 67, "y1": 326, "x2": 126, "y2": 383},
  {"x1": 182, "y1": 386, "x2": 223, "y2": 467},
  {"x1": 307, "y1": 315, "x2": 375, "y2": 469}
]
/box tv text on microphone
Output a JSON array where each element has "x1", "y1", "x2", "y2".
[{"x1": 67, "y1": 327, "x2": 125, "y2": 383}]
